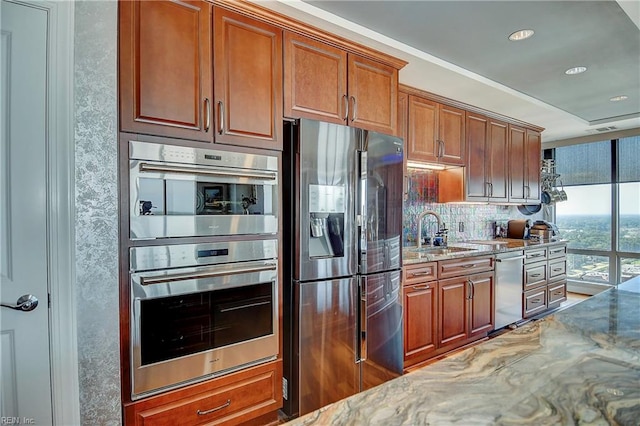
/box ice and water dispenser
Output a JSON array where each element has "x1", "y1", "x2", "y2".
[{"x1": 308, "y1": 184, "x2": 345, "y2": 258}]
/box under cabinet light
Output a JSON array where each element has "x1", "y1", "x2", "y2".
[
  {"x1": 609, "y1": 95, "x2": 628, "y2": 102},
  {"x1": 406, "y1": 161, "x2": 446, "y2": 171}
]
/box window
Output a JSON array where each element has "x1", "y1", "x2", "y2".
[{"x1": 553, "y1": 136, "x2": 640, "y2": 286}]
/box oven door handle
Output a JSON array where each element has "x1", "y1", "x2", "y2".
[
  {"x1": 139, "y1": 162, "x2": 277, "y2": 181},
  {"x1": 140, "y1": 263, "x2": 277, "y2": 286}
]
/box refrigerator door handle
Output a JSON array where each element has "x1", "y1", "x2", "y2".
[
  {"x1": 359, "y1": 276, "x2": 368, "y2": 362},
  {"x1": 358, "y1": 151, "x2": 368, "y2": 272}
]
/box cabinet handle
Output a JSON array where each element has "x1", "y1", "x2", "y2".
[
  {"x1": 553, "y1": 291, "x2": 563, "y2": 296},
  {"x1": 489, "y1": 182, "x2": 493, "y2": 197},
  {"x1": 411, "y1": 271, "x2": 433, "y2": 277},
  {"x1": 350, "y1": 96, "x2": 357, "y2": 122},
  {"x1": 411, "y1": 284, "x2": 430, "y2": 290},
  {"x1": 217, "y1": 101, "x2": 225, "y2": 135},
  {"x1": 531, "y1": 298, "x2": 542, "y2": 303},
  {"x1": 530, "y1": 273, "x2": 542, "y2": 278},
  {"x1": 552, "y1": 268, "x2": 563, "y2": 272},
  {"x1": 461, "y1": 263, "x2": 476, "y2": 268},
  {"x1": 529, "y1": 253, "x2": 543, "y2": 258},
  {"x1": 525, "y1": 185, "x2": 530, "y2": 198},
  {"x1": 204, "y1": 98, "x2": 211, "y2": 132},
  {"x1": 342, "y1": 94, "x2": 349, "y2": 121},
  {"x1": 437, "y1": 140, "x2": 445, "y2": 158},
  {"x1": 197, "y1": 399, "x2": 231, "y2": 416},
  {"x1": 467, "y1": 279, "x2": 475, "y2": 300}
]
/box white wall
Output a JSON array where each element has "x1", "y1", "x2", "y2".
[{"x1": 74, "y1": 1, "x2": 121, "y2": 424}]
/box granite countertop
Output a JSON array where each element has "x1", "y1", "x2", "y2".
[
  {"x1": 285, "y1": 277, "x2": 640, "y2": 425},
  {"x1": 403, "y1": 238, "x2": 567, "y2": 265}
]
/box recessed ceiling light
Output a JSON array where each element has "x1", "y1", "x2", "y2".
[
  {"x1": 565, "y1": 66, "x2": 587, "y2": 75},
  {"x1": 609, "y1": 95, "x2": 628, "y2": 102},
  {"x1": 508, "y1": 29, "x2": 534, "y2": 41}
]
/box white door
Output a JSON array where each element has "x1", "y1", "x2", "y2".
[{"x1": 1, "y1": 1, "x2": 54, "y2": 424}]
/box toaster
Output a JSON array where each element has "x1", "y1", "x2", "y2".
[{"x1": 507, "y1": 219, "x2": 532, "y2": 239}]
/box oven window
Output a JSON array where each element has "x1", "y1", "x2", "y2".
[
  {"x1": 140, "y1": 283, "x2": 274, "y2": 366},
  {"x1": 136, "y1": 177, "x2": 274, "y2": 217}
]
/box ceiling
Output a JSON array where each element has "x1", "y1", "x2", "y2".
[{"x1": 252, "y1": 0, "x2": 640, "y2": 144}]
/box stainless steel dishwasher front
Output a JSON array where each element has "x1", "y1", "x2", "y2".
[{"x1": 495, "y1": 250, "x2": 525, "y2": 329}]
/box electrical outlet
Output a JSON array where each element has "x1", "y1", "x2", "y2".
[
  {"x1": 458, "y1": 221, "x2": 465, "y2": 232},
  {"x1": 282, "y1": 377, "x2": 288, "y2": 400}
]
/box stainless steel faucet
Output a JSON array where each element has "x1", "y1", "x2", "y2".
[{"x1": 417, "y1": 210, "x2": 443, "y2": 248}]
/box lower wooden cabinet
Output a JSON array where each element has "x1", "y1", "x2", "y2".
[
  {"x1": 124, "y1": 360, "x2": 282, "y2": 426},
  {"x1": 403, "y1": 257, "x2": 494, "y2": 369},
  {"x1": 522, "y1": 243, "x2": 567, "y2": 318},
  {"x1": 404, "y1": 282, "x2": 438, "y2": 365}
]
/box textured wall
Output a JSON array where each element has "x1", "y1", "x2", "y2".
[
  {"x1": 404, "y1": 170, "x2": 544, "y2": 245},
  {"x1": 74, "y1": 1, "x2": 121, "y2": 424}
]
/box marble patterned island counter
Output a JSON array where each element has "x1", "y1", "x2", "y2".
[{"x1": 284, "y1": 277, "x2": 640, "y2": 425}]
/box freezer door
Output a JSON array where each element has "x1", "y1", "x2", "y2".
[
  {"x1": 360, "y1": 271, "x2": 403, "y2": 391},
  {"x1": 358, "y1": 130, "x2": 404, "y2": 274},
  {"x1": 297, "y1": 277, "x2": 359, "y2": 416},
  {"x1": 296, "y1": 119, "x2": 358, "y2": 281}
]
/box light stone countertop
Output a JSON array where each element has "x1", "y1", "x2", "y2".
[
  {"x1": 403, "y1": 238, "x2": 567, "y2": 265},
  {"x1": 284, "y1": 277, "x2": 640, "y2": 426}
]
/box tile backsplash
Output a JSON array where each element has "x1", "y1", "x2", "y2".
[{"x1": 403, "y1": 170, "x2": 543, "y2": 245}]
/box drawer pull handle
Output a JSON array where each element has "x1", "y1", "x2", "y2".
[
  {"x1": 411, "y1": 272, "x2": 433, "y2": 277},
  {"x1": 461, "y1": 264, "x2": 476, "y2": 268},
  {"x1": 553, "y1": 291, "x2": 563, "y2": 296},
  {"x1": 552, "y1": 268, "x2": 563, "y2": 272},
  {"x1": 530, "y1": 273, "x2": 542, "y2": 278},
  {"x1": 197, "y1": 399, "x2": 231, "y2": 416},
  {"x1": 529, "y1": 253, "x2": 543, "y2": 258},
  {"x1": 412, "y1": 284, "x2": 430, "y2": 290},
  {"x1": 531, "y1": 298, "x2": 542, "y2": 303}
]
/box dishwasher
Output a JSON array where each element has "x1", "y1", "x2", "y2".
[{"x1": 495, "y1": 250, "x2": 525, "y2": 329}]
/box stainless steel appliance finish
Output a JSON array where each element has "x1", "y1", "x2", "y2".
[
  {"x1": 129, "y1": 140, "x2": 278, "y2": 239},
  {"x1": 283, "y1": 119, "x2": 404, "y2": 417},
  {"x1": 129, "y1": 239, "x2": 278, "y2": 399},
  {"x1": 495, "y1": 250, "x2": 525, "y2": 329}
]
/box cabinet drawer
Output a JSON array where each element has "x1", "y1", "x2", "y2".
[
  {"x1": 548, "y1": 281, "x2": 567, "y2": 305},
  {"x1": 547, "y1": 245, "x2": 567, "y2": 259},
  {"x1": 523, "y1": 287, "x2": 547, "y2": 318},
  {"x1": 525, "y1": 248, "x2": 547, "y2": 263},
  {"x1": 524, "y1": 262, "x2": 547, "y2": 290},
  {"x1": 437, "y1": 256, "x2": 494, "y2": 279},
  {"x1": 549, "y1": 259, "x2": 566, "y2": 280},
  {"x1": 127, "y1": 361, "x2": 281, "y2": 426},
  {"x1": 404, "y1": 262, "x2": 437, "y2": 285}
]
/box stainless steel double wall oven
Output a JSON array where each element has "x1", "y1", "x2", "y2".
[{"x1": 126, "y1": 141, "x2": 279, "y2": 399}]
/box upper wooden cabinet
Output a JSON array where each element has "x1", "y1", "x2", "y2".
[
  {"x1": 120, "y1": 1, "x2": 283, "y2": 150},
  {"x1": 509, "y1": 125, "x2": 541, "y2": 203},
  {"x1": 119, "y1": 0, "x2": 213, "y2": 142},
  {"x1": 406, "y1": 95, "x2": 465, "y2": 166},
  {"x1": 214, "y1": 8, "x2": 283, "y2": 150},
  {"x1": 465, "y1": 112, "x2": 508, "y2": 202},
  {"x1": 284, "y1": 32, "x2": 398, "y2": 135}
]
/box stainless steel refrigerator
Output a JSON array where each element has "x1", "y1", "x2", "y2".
[{"x1": 283, "y1": 119, "x2": 404, "y2": 417}]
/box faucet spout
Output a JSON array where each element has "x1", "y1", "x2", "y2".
[{"x1": 416, "y1": 210, "x2": 443, "y2": 249}]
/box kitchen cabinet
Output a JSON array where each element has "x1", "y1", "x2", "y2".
[
  {"x1": 509, "y1": 125, "x2": 541, "y2": 203},
  {"x1": 283, "y1": 32, "x2": 398, "y2": 135},
  {"x1": 124, "y1": 360, "x2": 282, "y2": 426},
  {"x1": 464, "y1": 112, "x2": 509, "y2": 202},
  {"x1": 213, "y1": 8, "x2": 283, "y2": 150},
  {"x1": 120, "y1": 2, "x2": 283, "y2": 149},
  {"x1": 522, "y1": 243, "x2": 567, "y2": 318},
  {"x1": 403, "y1": 263, "x2": 438, "y2": 367},
  {"x1": 119, "y1": 0, "x2": 213, "y2": 142},
  {"x1": 406, "y1": 95, "x2": 465, "y2": 166}
]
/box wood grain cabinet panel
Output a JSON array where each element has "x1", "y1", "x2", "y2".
[
  {"x1": 213, "y1": 8, "x2": 283, "y2": 150},
  {"x1": 437, "y1": 277, "x2": 468, "y2": 348},
  {"x1": 509, "y1": 125, "x2": 541, "y2": 203},
  {"x1": 468, "y1": 272, "x2": 494, "y2": 337},
  {"x1": 404, "y1": 282, "x2": 438, "y2": 366},
  {"x1": 283, "y1": 32, "x2": 347, "y2": 124},
  {"x1": 347, "y1": 54, "x2": 398, "y2": 135},
  {"x1": 283, "y1": 32, "x2": 398, "y2": 135},
  {"x1": 119, "y1": 0, "x2": 213, "y2": 141}
]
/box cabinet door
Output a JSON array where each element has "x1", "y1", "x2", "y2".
[
  {"x1": 508, "y1": 125, "x2": 527, "y2": 202},
  {"x1": 283, "y1": 32, "x2": 347, "y2": 125},
  {"x1": 525, "y1": 129, "x2": 542, "y2": 202},
  {"x1": 213, "y1": 8, "x2": 282, "y2": 150},
  {"x1": 487, "y1": 118, "x2": 509, "y2": 202},
  {"x1": 120, "y1": 0, "x2": 213, "y2": 142},
  {"x1": 438, "y1": 104, "x2": 466, "y2": 166},
  {"x1": 468, "y1": 272, "x2": 494, "y2": 337},
  {"x1": 438, "y1": 277, "x2": 468, "y2": 348},
  {"x1": 407, "y1": 95, "x2": 438, "y2": 162},
  {"x1": 348, "y1": 54, "x2": 398, "y2": 135},
  {"x1": 404, "y1": 283, "x2": 438, "y2": 366},
  {"x1": 465, "y1": 112, "x2": 489, "y2": 201}
]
